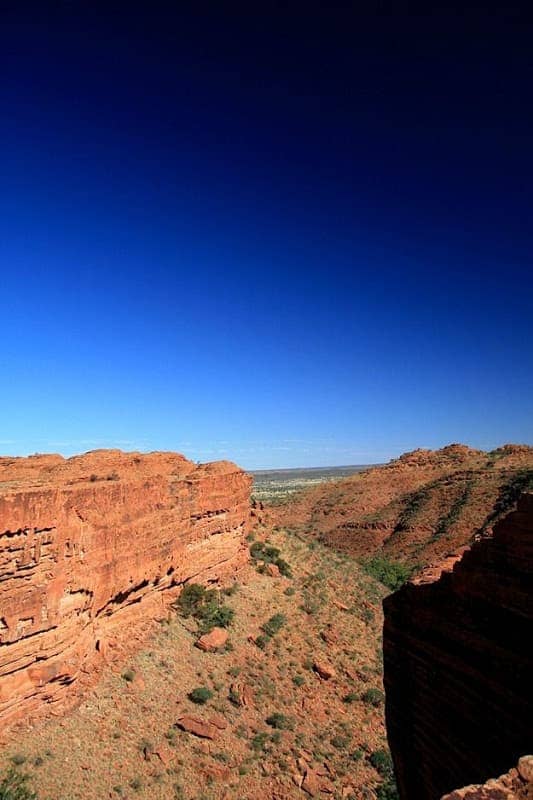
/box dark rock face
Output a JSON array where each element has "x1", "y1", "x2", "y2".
[{"x1": 383, "y1": 492, "x2": 533, "y2": 800}]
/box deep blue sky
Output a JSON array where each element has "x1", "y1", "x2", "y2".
[{"x1": 1, "y1": 4, "x2": 532, "y2": 469}]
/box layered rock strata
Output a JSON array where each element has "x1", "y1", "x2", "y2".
[
  {"x1": 383, "y1": 492, "x2": 533, "y2": 800},
  {"x1": 0, "y1": 450, "x2": 251, "y2": 726}
]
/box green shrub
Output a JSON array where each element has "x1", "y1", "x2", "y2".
[
  {"x1": 292, "y1": 675, "x2": 305, "y2": 687},
  {"x1": 370, "y1": 749, "x2": 399, "y2": 799},
  {"x1": 0, "y1": 769, "x2": 36, "y2": 800},
  {"x1": 250, "y1": 542, "x2": 292, "y2": 577},
  {"x1": 196, "y1": 603, "x2": 234, "y2": 633},
  {"x1": 250, "y1": 732, "x2": 269, "y2": 752},
  {"x1": 343, "y1": 691, "x2": 358, "y2": 703},
  {"x1": 9, "y1": 757, "x2": 25, "y2": 768},
  {"x1": 361, "y1": 557, "x2": 412, "y2": 591},
  {"x1": 177, "y1": 583, "x2": 207, "y2": 615},
  {"x1": 362, "y1": 688, "x2": 385, "y2": 706},
  {"x1": 265, "y1": 713, "x2": 292, "y2": 730},
  {"x1": 261, "y1": 613, "x2": 286, "y2": 637},
  {"x1": 376, "y1": 782, "x2": 399, "y2": 800},
  {"x1": 370, "y1": 749, "x2": 394, "y2": 778},
  {"x1": 121, "y1": 669, "x2": 135, "y2": 682},
  {"x1": 175, "y1": 583, "x2": 234, "y2": 633},
  {"x1": 188, "y1": 687, "x2": 213, "y2": 705}
]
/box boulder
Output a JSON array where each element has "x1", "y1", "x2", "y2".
[
  {"x1": 313, "y1": 661, "x2": 336, "y2": 680},
  {"x1": 176, "y1": 715, "x2": 219, "y2": 740},
  {"x1": 195, "y1": 627, "x2": 229, "y2": 652}
]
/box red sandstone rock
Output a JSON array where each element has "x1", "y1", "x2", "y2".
[
  {"x1": 332, "y1": 600, "x2": 349, "y2": 611},
  {"x1": 265, "y1": 562, "x2": 281, "y2": 577},
  {"x1": 176, "y1": 715, "x2": 219, "y2": 739},
  {"x1": 313, "y1": 661, "x2": 336, "y2": 680},
  {"x1": 208, "y1": 712, "x2": 228, "y2": 730},
  {"x1": 441, "y1": 755, "x2": 533, "y2": 799},
  {"x1": 195, "y1": 627, "x2": 228, "y2": 652},
  {"x1": 0, "y1": 449, "x2": 251, "y2": 728},
  {"x1": 229, "y1": 681, "x2": 254, "y2": 707},
  {"x1": 320, "y1": 626, "x2": 338, "y2": 645},
  {"x1": 301, "y1": 766, "x2": 335, "y2": 796}
]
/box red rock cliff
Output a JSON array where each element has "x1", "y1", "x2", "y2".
[
  {"x1": 0, "y1": 450, "x2": 251, "y2": 727},
  {"x1": 383, "y1": 492, "x2": 533, "y2": 800}
]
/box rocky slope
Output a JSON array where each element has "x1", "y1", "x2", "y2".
[
  {"x1": 272, "y1": 444, "x2": 533, "y2": 572},
  {"x1": 0, "y1": 523, "x2": 391, "y2": 800},
  {"x1": 0, "y1": 450, "x2": 251, "y2": 727},
  {"x1": 383, "y1": 492, "x2": 533, "y2": 800}
]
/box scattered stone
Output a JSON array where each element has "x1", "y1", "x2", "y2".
[
  {"x1": 313, "y1": 661, "x2": 336, "y2": 680},
  {"x1": 176, "y1": 715, "x2": 219, "y2": 740},
  {"x1": 230, "y1": 681, "x2": 254, "y2": 707},
  {"x1": 320, "y1": 627, "x2": 338, "y2": 645},
  {"x1": 302, "y1": 766, "x2": 335, "y2": 796},
  {"x1": 195, "y1": 627, "x2": 228, "y2": 652},
  {"x1": 333, "y1": 600, "x2": 349, "y2": 611},
  {"x1": 155, "y1": 746, "x2": 172, "y2": 767},
  {"x1": 203, "y1": 764, "x2": 231, "y2": 781},
  {"x1": 265, "y1": 562, "x2": 281, "y2": 577}
]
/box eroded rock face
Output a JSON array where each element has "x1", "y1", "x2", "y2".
[
  {"x1": 383, "y1": 492, "x2": 533, "y2": 800},
  {"x1": 441, "y1": 755, "x2": 533, "y2": 799},
  {"x1": 0, "y1": 449, "x2": 251, "y2": 727}
]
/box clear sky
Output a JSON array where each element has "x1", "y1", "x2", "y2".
[{"x1": 1, "y1": 4, "x2": 532, "y2": 469}]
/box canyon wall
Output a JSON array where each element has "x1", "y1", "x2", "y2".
[
  {"x1": 0, "y1": 450, "x2": 251, "y2": 727},
  {"x1": 383, "y1": 492, "x2": 533, "y2": 800}
]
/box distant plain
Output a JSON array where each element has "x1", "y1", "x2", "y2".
[{"x1": 250, "y1": 464, "x2": 377, "y2": 504}]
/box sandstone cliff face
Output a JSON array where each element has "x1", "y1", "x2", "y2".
[
  {"x1": 0, "y1": 450, "x2": 251, "y2": 727},
  {"x1": 383, "y1": 492, "x2": 533, "y2": 800}
]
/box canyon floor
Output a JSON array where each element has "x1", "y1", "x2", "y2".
[{"x1": 1, "y1": 524, "x2": 390, "y2": 800}]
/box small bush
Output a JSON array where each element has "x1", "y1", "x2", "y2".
[
  {"x1": 370, "y1": 748, "x2": 394, "y2": 779},
  {"x1": 121, "y1": 669, "x2": 135, "y2": 682},
  {"x1": 250, "y1": 732, "x2": 269, "y2": 752},
  {"x1": 331, "y1": 734, "x2": 351, "y2": 750},
  {"x1": 292, "y1": 675, "x2": 305, "y2": 687},
  {"x1": 343, "y1": 692, "x2": 358, "y2": 704},
  {"x1": 370, "y1": 749, "x2": 399, "y2": 799},
  {"x1": 188, "y1": 687, "x2": 213, "y2": 704},
  {"x1": 265, "y1": 713, "x2": 292, "y2": 730},
  {"x1": 176, "y1": 583, "x2": 207, "y2": 616},
  {"x1": 361, "y1": 557, "x2": 412, "y2": 591},
  {"x1": 250, "y1": 541, "x2": 292, "y2": 577},
  {"x1": 9, "y1": 756, "x2": 26, "y2": 767},
  {"x1": 0, "y1": 769, "x2": 36, "y2": 800},
  {"x1": 261, "y1": 613, "x2": 286, "y2": 637},
  {"x1": 362, "y1": 688, "x2": 385, "y2": 706},
  {"x1": 175, "y1": 583, "x2": 234, "y2": 633}
]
